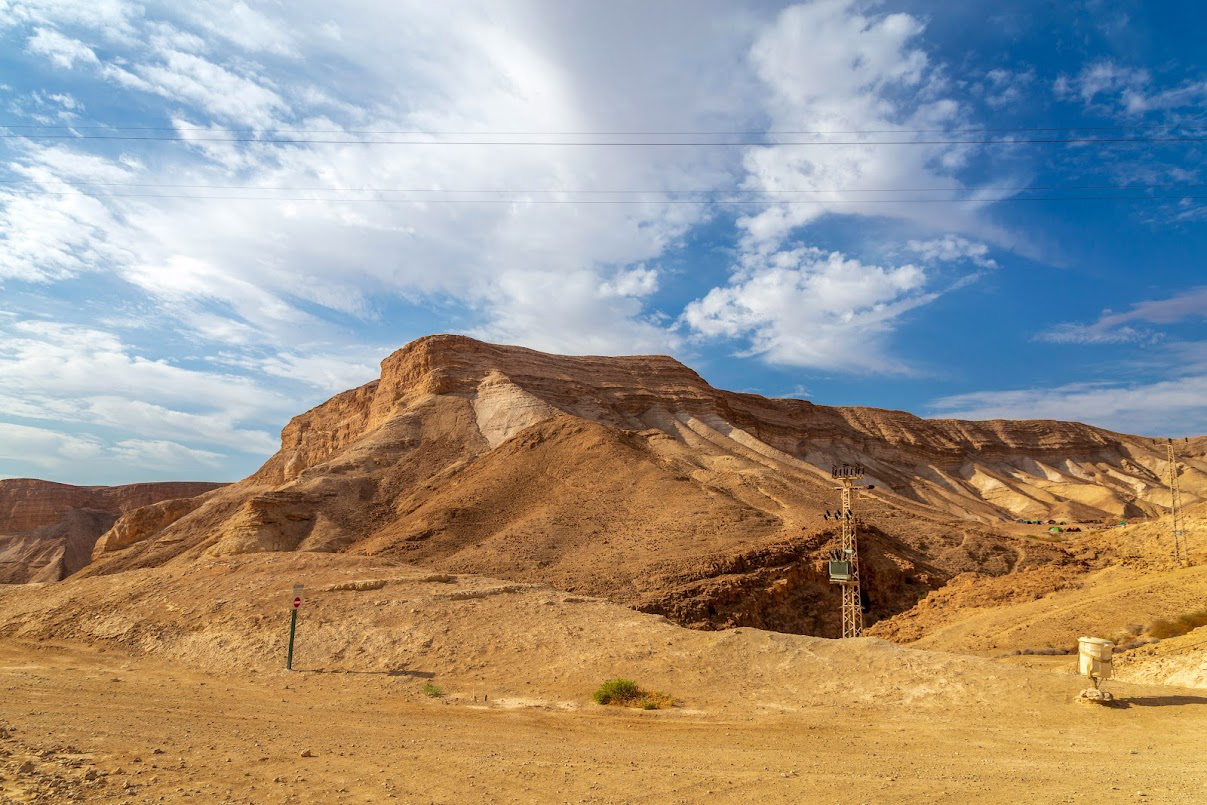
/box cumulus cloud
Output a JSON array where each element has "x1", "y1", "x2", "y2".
[
  {"x1": 684, "y1": 1, "x2": 1002, "y2": 372},
  {"x1": 906, "y1": 235, "x2": 997, "y2": 268},
  {"x1": 735, "y1": 0, "x2": 997, "y2": 252},
  {"x1": 682, "y1": 247, "x2": 933, "y2": 372}
]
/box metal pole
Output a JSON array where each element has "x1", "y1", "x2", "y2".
[
  {"x1": 287, "y1": 607, "x2": 298, "y2": 671},
  {"x1": 840, "y1": 478, "x2": 863, "y2": 638}
]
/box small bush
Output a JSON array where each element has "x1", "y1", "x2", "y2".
[
  {"x1": 421, "y1": 681, "x2": 444, "y2": 698},
  {"x1": 593, "y1": 678, "x2": 640, "y2": 705},
  {"x1": 593, "y1": 678, "x2": 674, "y2": 710},
  {"x1": 1147, "y1": 608, "x2": 1207, "y2": 640}
]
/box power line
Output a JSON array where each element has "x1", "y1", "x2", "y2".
[
  {"x1": 3, "y1": 123, "x2": 1205, "y2": 136},
  {"x1": 2, "y1": 179, "x2": 1205, "y2": 194},
  {"x1": 4, "y1": 133, "x2": 1207, "y2": 146},
  {"x1": 7, "y1": 190, "x2": 1207, "y2": 204}
]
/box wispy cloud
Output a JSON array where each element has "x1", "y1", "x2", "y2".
[
  {"x1": 928, "y1": 375, "x2": 1207, "y2": 436},
  {"x1": 1037, "y1": 287, "x2": 1207, "y2": 344},
  {"x1": 25, "y1": 27, "x2": 99, "y2": 69},
  {"x1": 1055, "y1": 59, "x2": 1207, "y2": 115}
]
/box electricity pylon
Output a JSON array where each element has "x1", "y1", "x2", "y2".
[
  {"x1": 1167, "y1": 439, "x2": 1189, "y2": 567},
  {"x1": 828, "y1": 463, "x2": 866, "y2": 638}
]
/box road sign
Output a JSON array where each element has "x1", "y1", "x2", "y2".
[{"x1": 287, "y1": 583, "x2": 304, "y2": 671}]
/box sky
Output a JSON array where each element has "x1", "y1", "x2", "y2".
[{"x1": 1, "y1": 0, "x2": 1205, "y2": 485}]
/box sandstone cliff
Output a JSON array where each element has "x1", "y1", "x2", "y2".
[
  {"x1": 80, "y1": 335, "x2": 1206, "y2": 636},
  {"x1": 0, "y1": 479, "x2": 226, "y2": 583}
]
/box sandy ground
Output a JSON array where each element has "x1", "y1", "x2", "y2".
[
  {"x1": 1, "y1": 554, "x2": 1206, "y2": 803},
  {"x1": 892, "y1": 564, "x2": 1207, "y2": 655},
  {"x1": 2, "y1": 642, "x2": 1206, "y2": 804}
]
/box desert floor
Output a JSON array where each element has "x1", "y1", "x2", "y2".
[{"x1": 2, "y1": 639, "x2": 1205, "y2": 804}]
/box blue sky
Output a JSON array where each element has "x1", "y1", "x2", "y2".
[{"x1": 1, "y1": 0, "x2": 1205, "y2": 485}]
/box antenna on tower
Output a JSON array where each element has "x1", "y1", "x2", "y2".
[
  {"x1": 827, "y1": 462, "x2": 871, "y2": 637},
  {"x1": 1167, "y1": 439, "x2": 1190, "y2": 567}
]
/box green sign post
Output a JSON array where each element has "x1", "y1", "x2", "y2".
[{"x1": 287, "y1": 583, "x2": 303, "y2": 671}]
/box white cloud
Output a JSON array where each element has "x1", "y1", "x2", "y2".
[
  {"x1": 471, "y1": 268, "x2": 681, "y2": 356},
  {"x1": 682, "y1": 247, "x2": 934, "y2": 372},
  {"x1": 1056, "y1": 59, "x2": 1207, "y2": 115},
  {"x1": 105, "y1": 46, "x2": 289, "y2": 127},
  {"x1": 598, "y1": 267, "x2": 659, "y2": 299},
  {"x1": 110, "y1": 439, "x2": 225, "y2": 469},
  {"x1": 980, "y1": 67, "x2": 1034, "y2": 109},
  {"x1": 1037, "y1": 287, "x2": 1207, "y2": 344},
  {"x1": 0, "y1": 0, "x2": 141, "y2": 39},
  {"x1": 0, "y1": 319, "x2": 288, "y2": 454},
  {"x1": 682, "y1": 1, "x2": 1007, "y2": 374},
  {"x1": 25, "y1": 27, "x2": 99, "y2": 68},
  {"x1": 215, "y1": 347, "x2": 385, "y2": 392},
  {"x1": 177, "y1": 1, "x2": 296, "y2": 56},
  {"x1": 0, "y1": 422, "x2": 102, "y2": 469},
  {"x1": 736, "y1": 0, "x2": 998, "y2": 252},
  {"x1": 0, "y1": 2, "x2": 758, "y2": 356},
  {"x1": 906, "y1": 235, "x2": 997, "y2": 268},
  {"x1": 1037, "y1": 323, "x2": 1154, "y2": 345}
]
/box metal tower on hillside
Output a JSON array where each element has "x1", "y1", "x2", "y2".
[
  {"x1": 1167, "y1": 439, "x2": 1189, "y2": 567},
  {"x1": 828, "y1": 463, "x2": 866, "y2": 638}
]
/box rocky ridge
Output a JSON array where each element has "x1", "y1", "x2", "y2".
[{"x1": 0, "y1": 479, "x2": 225, "y2": 583}]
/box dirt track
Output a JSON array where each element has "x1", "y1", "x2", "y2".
[{"x1": 2, "y1": 640, "x2": 1206, "y2": 804}]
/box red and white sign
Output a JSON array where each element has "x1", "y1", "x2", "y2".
[{"x1": 292, "y1": 596, "x2": 302, "y2": 609}]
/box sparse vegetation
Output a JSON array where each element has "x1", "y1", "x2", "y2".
[
  {"x1": 1146, "y1": 608, "x2": 1207, "y2": 640},
  {"x1": 421, "y1": 681, "x2": 444, "y2": 698},
  {"x1": 593, "y1": 678, "x2": 674, "y2": 710},
  {"x1": 1018, "y1": 647, "x2": 1073, "y2": 656}
]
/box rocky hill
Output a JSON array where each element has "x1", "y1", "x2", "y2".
[
  {"x1": 0, "y1": 479, "x2": 226, "y2": 583},
  {"x1": 78, "y1": 335, "x2": 1206, "y2": 636}
]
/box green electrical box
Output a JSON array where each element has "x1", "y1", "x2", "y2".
[{"x1": 829, "y1": 560, "x2": 853, "y2": 583}]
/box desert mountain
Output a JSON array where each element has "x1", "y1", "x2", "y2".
[
  {"x1": 0, "y1": 478, "x2": 225, "y2": 583},
  {"x1": 81, "y1": 335, "x2": 1205, "y2": 636}
]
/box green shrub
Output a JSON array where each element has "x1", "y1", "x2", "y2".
[
  {"x1": 593, "y1": 678, "x2": 640, "y2": 705},
  {"x1": 593, "y1": 678, "x2": 674, "y2": 710},
  {"x1": 421, "y1": 681, "x2": 444, "y2": 698}
]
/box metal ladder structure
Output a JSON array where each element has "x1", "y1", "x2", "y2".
[
  {"x1": 1167, "y1": 439, "x2": 1189, "y2": 567},
  {"x1": 828, "y1": 463, "x2": 865, "y2": 638}
]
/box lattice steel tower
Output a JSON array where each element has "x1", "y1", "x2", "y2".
[
  {"x1": 1167, "y1": 439, "x2": 1189, "y2": 567},
  {"x1": 828, "y1": 463, "x2": 865, "y2": 638}
]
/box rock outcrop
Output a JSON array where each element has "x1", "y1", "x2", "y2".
[
  {"x1": 0, "y1": 479, "x2": 225, "y2": 583},
  {"x1": 78, "y1": 335, "x2": 1206, "y2": 636}
]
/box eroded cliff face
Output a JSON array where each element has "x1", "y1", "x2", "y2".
[
  {"x1": 77, "y1": 335, "x2": 1206, "y2": 636},
  {"x1": 0, "y1": 479, "x2": 226, "y2": 582}
]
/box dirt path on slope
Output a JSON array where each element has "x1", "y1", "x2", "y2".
[{"x1": 1, "y1": 641, "x2": 1205, "y2": 804}]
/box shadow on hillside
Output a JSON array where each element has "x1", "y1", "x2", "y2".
[{"x1": 295, "y1": 668, "x2": 436, "y2": 678}]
